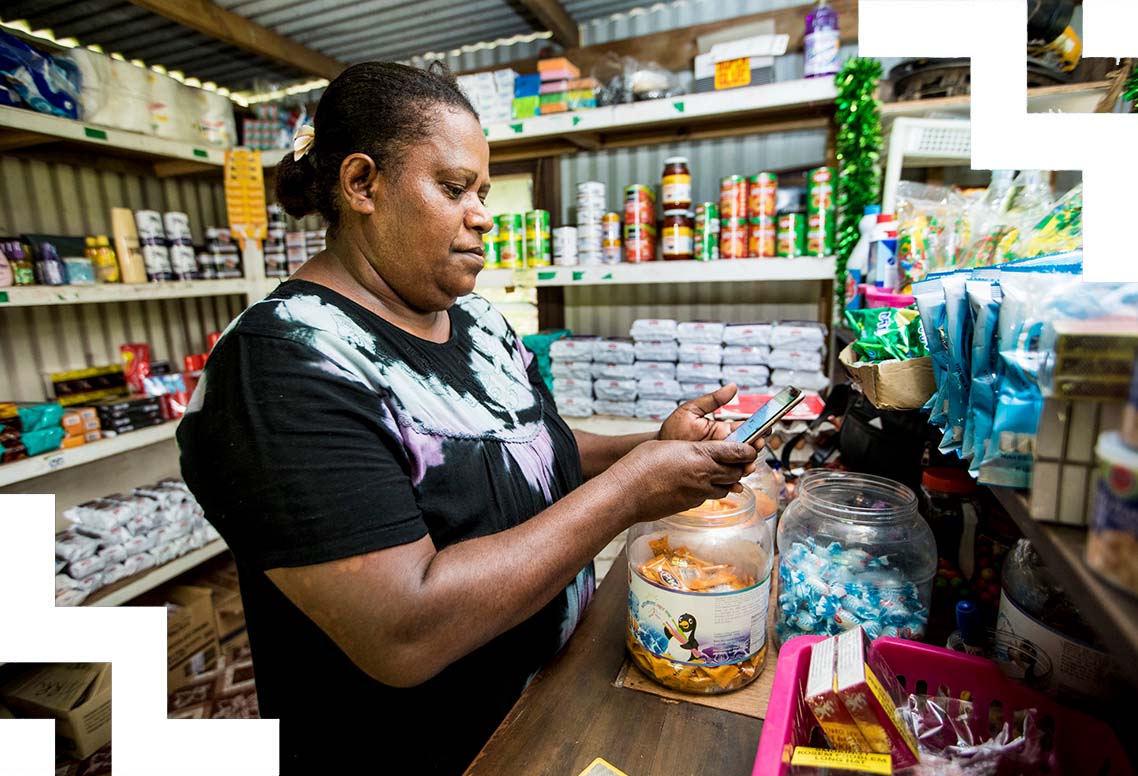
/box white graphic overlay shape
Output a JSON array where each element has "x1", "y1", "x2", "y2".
[
  {"x1": 860, "y1": 0, "x2": 1136, "y2": 282},
  {"x1": 0, "y1": 495, "x2": 278, "y2": 775}
]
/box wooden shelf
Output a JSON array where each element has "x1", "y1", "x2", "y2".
[
  {"x1": 493, "y1": 257, "x2": 834, "y2": 288},
  {"x1": 0, "y1": 278, "x2": 251, "y2": 308},
  {"x1": 85, "y1": 540, "x2": 229, "y2": 607},
  {"x1": 990, "y1": 486, "x2": 1138, "y2": 686},
  {"x1": 880, "y1": 81, "x2": 1114, "y2": 120},
  {"x1": 0, "y1": 422, "x2": 178, "y2": 488},
  {"x1": 0, "y1": 105, "x2": 226, "y2": 175},
  {"x1": 484, "y1": 78, "x2": 837, "y2": 161}
]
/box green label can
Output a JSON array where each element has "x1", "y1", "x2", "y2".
[
  {"x1": 806, "y1": 211, "x2": 835, "y2": 257},
  {"x1": 806, "y1": 167, "x2": 836, "y2": 216},
  {"x1": 524, "y1": 209, "x2": 552, "y2": 267},
  {"x1": 777, "y1": 212, "x2": 807, "y2": 258},
  {"x1": 496, "y1": 214, "x2": 523, "y2": 269},
  {"x1": 482, "y1": 221, "x2": 500, "y2": 268}
]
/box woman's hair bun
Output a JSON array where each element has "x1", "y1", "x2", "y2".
[{"x1": 275, "y1": 152, "x2": 318, "y2": 219}]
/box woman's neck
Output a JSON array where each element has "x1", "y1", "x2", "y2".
[{"x1": 292, "y1": 233, "x2": 449, "y2": 343}]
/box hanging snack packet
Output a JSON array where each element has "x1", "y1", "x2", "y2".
[
  {"x1": 966, "y1": 279, "x2": 1002, "y2": 477},
  {"x1": 913, "y1": 277, "x2": 951, "y2": 427},
  {"x1": 938, "y1": 273, "x2": 973, "y2": 457},
  {"x1": 844, "y1": 307, "x2": 926, "y2": 363},
  {"x1": 1019, "y1": 183, "x2": 1083, "y2": 259}
]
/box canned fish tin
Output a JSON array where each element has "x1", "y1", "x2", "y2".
[
  {"x1": 777, "y1": 212, "x2": 807, "y2": 257},
  {"x1": 496, "y1": 213, "x2": 523, "y2": 268},
  {"x1": 720, "y1": 175, "x2": 748, "y2": 221},
  {"x1": 807, "y1": 167, "x2": 836, "y2": 215},
  {"x1": 695, "y1": 219, "x2": 720, "y2": 261},
  {"x1": 602, "y1": 212, "x2": 622, "y2": 246},
  {"x1": 694, "y1": 201, "x2": 719, "y2": 225},
  {"x1": 578, "y1": 180, "x2": 606, "y2": 198},
  {"x1": 577, "y1": 223, "x2": 604, "y2": 253},
  {"x1": 602, "y1": 245, "x2": 622, "y2": 264},
  {"x1": 524, "y1": 209, "x2": 552, "y2": 267},
  {"x1": 553, "y1": 226, "x2": 579, "y2": 266},
  {"x1": 482, "y1": 220, "x2": 500, "y2": 268},
  {"x1": 625, "y1": 223, "x2": 657, "y2": 263},
  {"x1": 806, "y1": 211, "x2": 835, "y2": 257},
  {"x1": 748, "y1": 173, "x2": 778, "y2": 219},
  {"x1": 749, "y1": 217, "x2": 777, "y2": 258},
  {"x1": 720, "y1": 218, "x2": 748, "y2": 259},
  {"x1": 624, "y1": 185, "x2": 656, "y2": 226}
]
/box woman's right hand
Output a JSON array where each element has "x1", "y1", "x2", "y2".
[{"x1": 609, "y1": 439, "x2": 758, "y2": 524}]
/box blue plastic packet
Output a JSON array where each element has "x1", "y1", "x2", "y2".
[
  {"x1": 979, "y1": 261, "x2": 1082, "y2": 488},
  {"x1": 0, "y1": 29, "x2": 81, "y2": 119},
  {"x1": 965, "y1": 279, "x2": 1001, "y2": 476},
  {"x1": 913, "y1": 276, "x2": 950, "y2": 425},
  {"x1": 939, "y1": 273, "x2": 973, "y2": 457}
]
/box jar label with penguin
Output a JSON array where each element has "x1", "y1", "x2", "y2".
[{"x1": 628, "y1": 572, "x2": 769, "y2": 666}]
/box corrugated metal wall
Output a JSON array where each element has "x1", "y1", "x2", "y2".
[{"x1": 0, "y1": 159, "x2": 243, "y2": 400}]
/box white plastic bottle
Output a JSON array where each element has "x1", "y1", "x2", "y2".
[
  {"x1": 845, "y1": 204, "x2": 881, "y2": 310},
  {"x1": 870, "y1": 214, "x2": 899, "y2": 290}
]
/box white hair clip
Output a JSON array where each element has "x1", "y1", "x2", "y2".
[{"x1": 292, "y1": 124, "x2": 315, "y2": 162}]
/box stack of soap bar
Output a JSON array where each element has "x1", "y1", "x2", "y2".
[
  {"x1": 513, "y1": 73, "x2": 542, "y2": 119},
  {"x1": 538, "y1": 56, "x2": 580, "y2": 81}
]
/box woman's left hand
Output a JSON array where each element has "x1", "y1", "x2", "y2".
[{"x1": 658, "y1": 383, "x2": 753, "y2": 444}]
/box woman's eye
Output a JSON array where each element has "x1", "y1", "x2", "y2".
[{"x1": 445, "y1": 184, "x2": 465, "y2": 199}]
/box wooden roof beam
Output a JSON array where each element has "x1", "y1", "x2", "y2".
[
  {"x1": 516, "y1": 0, "x2": 580, "y2": 49},
  {"x1": 126, "y1": 0, "x2": 347, "y2": 81}
]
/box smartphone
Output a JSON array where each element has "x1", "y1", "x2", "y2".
[{"x1": 724, "y1": 386, "x2": 804, "y2": 445}]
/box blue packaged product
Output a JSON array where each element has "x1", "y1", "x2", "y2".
[
  {"x1": 965, "y1": 279, "x2": 1001, "y2": 477},
  {"x1": 979, "y1": 261, "x2": 1082, "y2": 488},
  {"x1": 938, "y1": 272, "x2": 972, "y2": 457},
  {"x1": 514, "y1": 73, "x2": 541, "y2": 97},
  {"x1": 913, "y1": 275, "x2": 952, "y2": 427},
  {"x1": 0, "y1": 29, "x2": 81, "y2": 119}
]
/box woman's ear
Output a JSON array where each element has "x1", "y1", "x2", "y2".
[{"x1": 339, "y1": 153, "x2": 379, "y2": 216}]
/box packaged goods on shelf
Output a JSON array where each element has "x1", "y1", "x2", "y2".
[
  {"x1": 768, "y1": 349, "x2": 824, "y2": 372},
  {"x1": 676, "y1": 362, "x2": 722, "y2": 383},
  {"x1": 722, "y1": 365, "x2": 770, "y2": 388},
  {"x1": 55, "y1": 478, "x2": 219, "y2": 606},
  {"x1": 723, "y1": 322, "x2": 771, "y2": 347},
  {"x1": 593, "y1": 379, "x2": 637, "y2": 402},
  {"x1": 550, "y1": 336, "x2": 598, "y2": 362},
  {"x1": 770, "y1": 369, "x2": 829, "y2": 392},
  {"x1": 722, "y1": 345, "x2": 770, "y2": 365},
  {"x1": 591, "y1": 362, "x2": 637, "y2": 380},
  {"x1": 680, "y1": 382, "x2": 723, "y2": 401},
  {"x1": 635, "y1": 400, "x2": 678, "y2": 420},
  {"x1": 769, "y1": 321, "x2": 827, "y2": 351},
  {"x1": 630, "y1": 318, "x2": 678, "y2": 341},
  {"x1": 676, "y1": 321, "x2": 726, "y2": 344},
  {"x1": 593, "y1": 337, "x2": 635, "y2": 364},
  {"x1": 553, "y1": 378, "x2": 592, "y2": 399},
  {"x1": 634, "y1": 361, "x2": 676, "y2": 381},
  {"x1": 678, "y1": 342, "x2": 723, "y2": 364},
  {"x1": 593, "y1": 399, "x2": 637, "y2": 417},
  {"x1": 551, "y1": 361, "x2": 593, "y2": 380},
  {"x1": 634, "y1": 340, "x2": 678, "y2": 362},
  {"x1": 636, "y1": 379, "x2": 682, "y2": 401},
  {"x1": 555, "y1": 395, "x2": 593, "y2": 418},
  {"x1": 0, "y1": 30, "x2": 80, "y2": 119}
]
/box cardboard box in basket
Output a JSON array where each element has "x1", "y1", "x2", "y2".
[
  {"x1": 1, "y1": 663, "x2": 112, "y2": 759},
  {"x1": 839, "y1": 344, "x2": 936, "y2": 411},
  {"x1": 167, "y1": 585, "x2": 221, "y2": 692}
]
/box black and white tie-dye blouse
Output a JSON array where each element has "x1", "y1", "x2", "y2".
[{"x1": 177, "y1": 279, "x2": 594, "y2": 775}]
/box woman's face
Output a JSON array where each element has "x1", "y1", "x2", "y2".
[{"x1": 362, "y1": 106, "x2": 492, "y2": 313}]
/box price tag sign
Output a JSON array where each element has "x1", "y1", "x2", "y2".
[
  {"x1": 224, "y1": 149, "x2": 268, "y2": 241},
  {"x1": 715, "y1": 57, "x2": 751, "y2": 90}
]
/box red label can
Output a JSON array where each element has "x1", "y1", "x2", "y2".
[
  {"x1": 719, "y1": 175, "x2": 748, "y2": 221},
  {"x1": 748, "y1": 173, "x2": 778, "y2": 219},
  {"x1": 720, "y1": 218, "x2": 748, "y2": 259},
  {"x1": 748, "y1": 216, "x2": 777, "y2": 258}
]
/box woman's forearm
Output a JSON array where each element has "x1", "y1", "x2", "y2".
[{"x1": 574, "y1": 429, "x2": 656, "y2": 478}]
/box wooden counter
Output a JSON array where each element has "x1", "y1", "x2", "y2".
[{"x1": 464, "y1": 554, "x2": 764, "y2": 776}]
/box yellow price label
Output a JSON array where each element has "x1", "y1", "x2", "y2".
[{"x1": 715, "y1": 57, "x2": 751, "y2": 90}]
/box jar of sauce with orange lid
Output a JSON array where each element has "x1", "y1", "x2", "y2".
[
  {"x1": 661, "y1": 210, "x2": 694, "y2": 261},
  {"x1": 662, "y1": 156, "x2": 692, "y2": 211}
]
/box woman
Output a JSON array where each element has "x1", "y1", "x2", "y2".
[{"x1": 178, "y1": 61, "x2": 758, "y2": 774}]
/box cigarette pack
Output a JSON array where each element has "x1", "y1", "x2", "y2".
[
  {"x1": 804, "y1": 636, "x2": 872, "y2": 752},
  {"x1": 789, "y1": 746, "x2": 892, "y2": 775},
  {"x1": 834, "y1": 628, "x2": 919, "y2": 769}
]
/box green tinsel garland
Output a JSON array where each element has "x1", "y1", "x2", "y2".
[
  {"x1": 1125, "y1": 61, "x2": 1138, "y2": 109},
  {"x1": 834, "y1": 58, "x2": 884, "y2": 307}
]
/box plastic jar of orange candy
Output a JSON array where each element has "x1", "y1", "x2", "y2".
[{"x1": 626, "y1": 488, "x2": 773, "y2": 694}]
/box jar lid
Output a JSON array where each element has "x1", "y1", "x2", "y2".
[
  {"x1": 664, "y1": 156, "x2": 689, "y2": 165},
  {"x1": 922, "y1": 467, "x2": 977, "y2": 495},
  {"x1": 675, "y1": 487, "x2": 755, "y2": 523}
]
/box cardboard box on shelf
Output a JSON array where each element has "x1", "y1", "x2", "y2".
[
  {"x1": 0, "y1": 663, "x2": 112, "y2": 760},
  {"x1": 192, "y1": 565, "x2": 246, "y2": 642},
  {"x1": 166, "y1": 586, "x2": 221, "y2": 692},
  {"x1": 839, "y1": 345, "x2": 935, "y2": 411}
]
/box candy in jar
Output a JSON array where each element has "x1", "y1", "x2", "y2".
[{"x1": 776, "y1": 471, "x2": 936, "y2": 646}]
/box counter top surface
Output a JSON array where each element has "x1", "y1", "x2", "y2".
[{"x1": 464, "y1": 552, "x2": 764, "y2": 776}]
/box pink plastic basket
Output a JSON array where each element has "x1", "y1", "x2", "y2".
[
  {"x1": 861, "y1": 284, "x2": 916, "y2": 309},
  {"x1": 754, "y1": 636, "x2": 1133, "y2": 776}
]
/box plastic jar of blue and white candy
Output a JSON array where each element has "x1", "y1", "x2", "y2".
[{"x1": 776, "y1": 471, "x2": 936, "y2": 646}]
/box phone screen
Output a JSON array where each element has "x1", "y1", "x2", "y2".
[{"x1": 724, "y1": 387, "x2": 804, "y2": 444}]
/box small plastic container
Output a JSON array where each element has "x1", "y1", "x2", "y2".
[
  {"x1": 776, "y1": 470, "x2": 936, "y2": 645},
  {"x1": 741, "y1": 459, "x2": 782, "y2": 545},
  {"x1": 626, "y1": 488, "x2": 773, "y2": 694}
]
